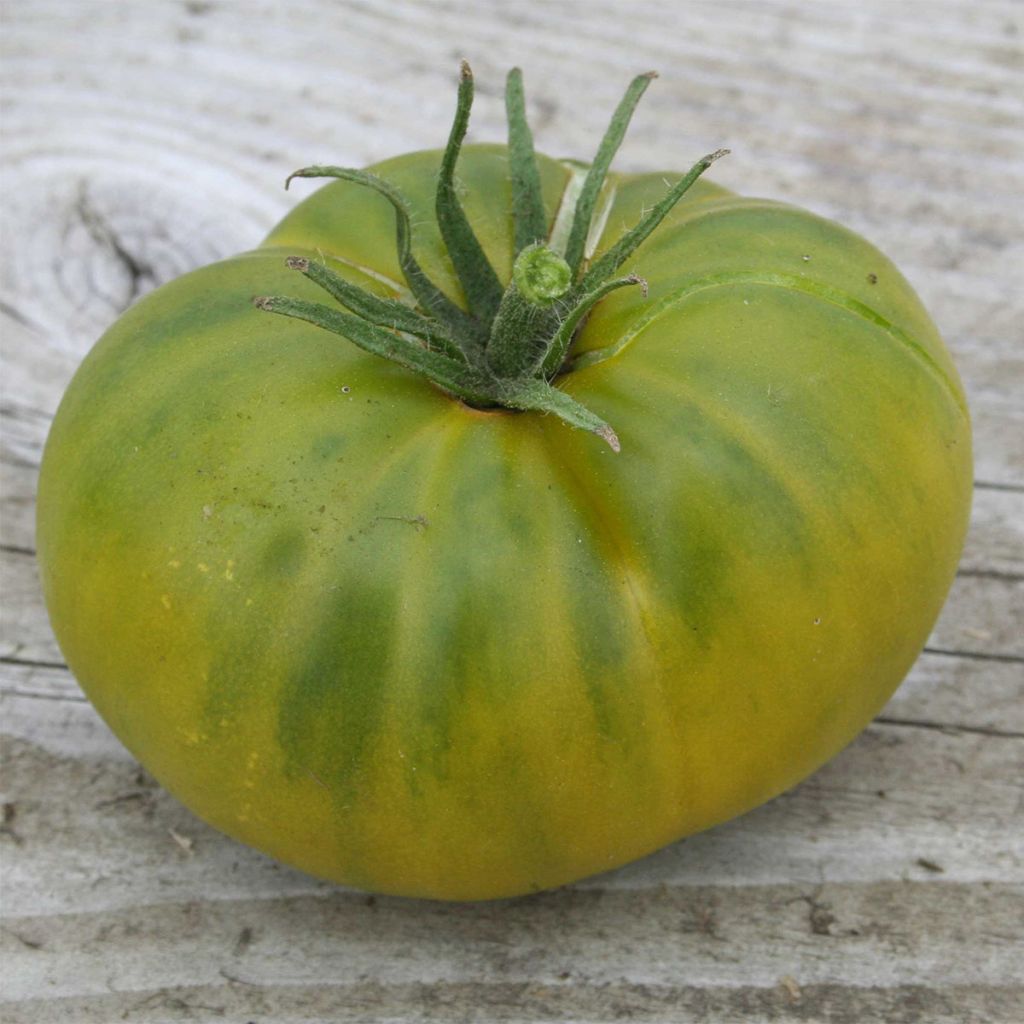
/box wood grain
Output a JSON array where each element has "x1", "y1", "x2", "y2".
[{"x1": 2, "y1": 1, "x2": 1021, "y2": 1022}]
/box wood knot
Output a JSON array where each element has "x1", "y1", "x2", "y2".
[{"x1": 4, "y1": 171, "x2": 266, "y2": 355}]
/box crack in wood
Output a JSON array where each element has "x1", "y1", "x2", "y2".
[
  {"x1": 874, "y1": 716, "x2": 1024, "y2": 740},
  {"x1": 0, "y1": 655, "x2": 70, "y2": 671},
  {"x1": 2, "y1": 688, "x2": 87, "y2": 704},
  {"x1": 2, "y1": 652, "x2": 1018, "y2": 740},
  {"x1": 4, "y1": 544, "x2": 1020, "y2": 583},
  {"x1": 922, "y1": 646, "x2": 1024, "y2": 665},
  {"x1": 0, "y1": 544, "x2": 36, "y2": 558},
  {"x1": 0, "y1": 300, "x2": 46, "y2": 335},
  {"x1": 0, "y1": 401, "x2": 55, "y2": 423},
  {"x1": 955, "y1": 567, "x2": 1024, "y2": 583},
  {"x1": 73, "y1": 182, "x2": 157, "y2": 313},
  {"x1": 974, "y1": 480, "x2": 1024, "y2": 494}
]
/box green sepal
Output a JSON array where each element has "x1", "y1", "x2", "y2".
[
  {"x1": 562, "y1": 72, "x2": 657, "y2": 277},
  {"x1": 256, "y1": 288, "x2": 619, "y2": 448},
  {"x1": 505, "y1": 68, "x2": 548, "y2": 254},
  {"x1": 578, "y1": 149, "x2": 729, "y2": 292},
  {"x1": 252, "y1": 294, "x2": 491, "y2": 403},
  {"x1": 541, "y1": 274, "x2": 647, "y2": 376},
  {"x1": 494, "y1": 377, "x2": 620, "y2": 452},
  {"x1": 285, "y1": 256, "x2": 465, "y2": 362},
  {"x1": 435, "y1": 61, "x2": 504, "y2": 324},
  {"x1": 286, "y1": 165, "x2": 486, "y2": 351}
]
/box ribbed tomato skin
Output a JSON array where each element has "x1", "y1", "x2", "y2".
[{"x1": 37, "y1": 146, "x2": 971, "y2": 899}]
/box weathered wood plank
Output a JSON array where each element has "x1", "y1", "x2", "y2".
[
  {"x1": 961, "y1": 486, "x2": 1024, "y2": 578},
  {"x1": 2, "y1": 673, "x2": 1021, "y2": 919},
  {"x1": 0, "y1": 551, "x2": 51, "y2": 664},
  {"x1": 4, "y1": 982, "x2": 1021, "y2": 1024},
  {"x1": 2, "y1": 693, "x2": 1021, "y2": 1024},
  {"x1": 5, "y1": 621, "x2": 1021, "y2": 736},
  {"x1": 4, "y1": 542, "x2": 1021, "y2": 667},
  {"x1": 4, "y1": 402, "x2": 1022, "y2": 555},
  {"x1": 0, "y1": 458, "x2": 38, "y2": 553},
  {"x1": 2, "y1": 2, "x2": 1021, "y2": 1022},
  {"x1": 4, "y1": 544, "x2": 1019, "y2": 671},
  {"x1": 928, "y1": 573, "x2": 1024, "y2": 658},
  {"x1": 3, "y1": 882, "x2": 1022, "y2": 999},
  {"x1": 882, "y1": 649, "x2": 1024, "y2": 734},
  {"x1": 3, "y1": 5, "x2": 1022, "y2": 488}
]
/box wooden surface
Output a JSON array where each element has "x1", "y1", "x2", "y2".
[{"x1": 2, "y1": 2, "x2": 1022, "y2": 1022}]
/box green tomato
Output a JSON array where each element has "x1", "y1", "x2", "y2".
[{"x1": 36, "y1": 69, "x2": 971, "y2": 900}]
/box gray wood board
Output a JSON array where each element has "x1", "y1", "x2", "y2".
[{"x1": 2, "y1": 2, "x2": 1022, "y2": 1022}]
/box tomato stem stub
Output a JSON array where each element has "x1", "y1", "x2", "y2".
[
  {"x1": 255, "y1": 63, "x2": 728, "y2": 451},
  {"x1": 485, "y1": 246, "x2": 570, "y2": 380}
]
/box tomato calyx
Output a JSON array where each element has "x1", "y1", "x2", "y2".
[{"x1": 254, "y1": 62, "x2": 727, "y2": 452}]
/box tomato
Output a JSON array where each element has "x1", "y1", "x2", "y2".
[{"x1": 36, "y1": 67, "x2": 971, "y2": 900}]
